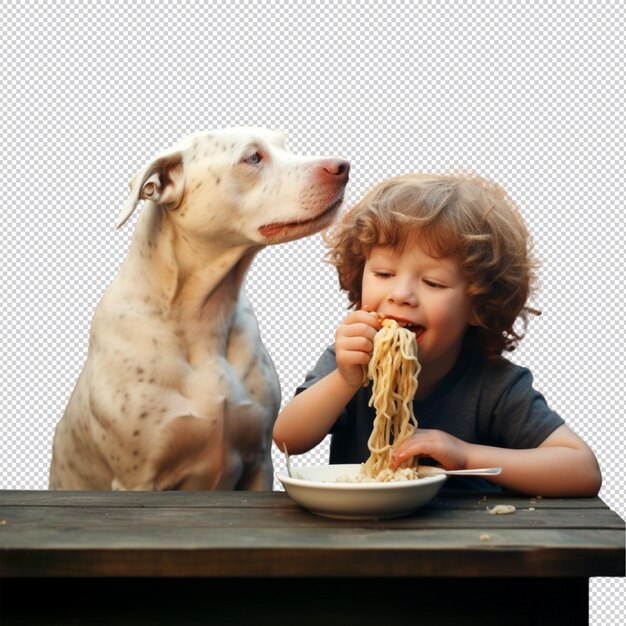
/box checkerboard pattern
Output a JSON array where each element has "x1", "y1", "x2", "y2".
[{"x1": 2, "y1": 3, "x2": 624, "y2": 623}]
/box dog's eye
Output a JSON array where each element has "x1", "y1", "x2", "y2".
[{"x1": 242, "y1": 151, "x2": 263, "y2": 165}]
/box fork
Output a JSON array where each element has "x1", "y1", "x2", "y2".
[
  {"x1": 282, "y1": 444, "x2": 293, "y2": 478},
  {"x1": 417, "y1": 466, "x2": 502, "y2": 477}
]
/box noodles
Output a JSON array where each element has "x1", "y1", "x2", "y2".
[{"x1": 357, "y1": 318, "x2": 421, "y2": 482}]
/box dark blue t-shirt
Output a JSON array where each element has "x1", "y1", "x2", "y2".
[{"x1": 295, "y1": 342, "x2": 564, "y2": 491}]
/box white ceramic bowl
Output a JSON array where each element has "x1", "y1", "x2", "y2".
[{"x1": 276, "y1": 463, "x2": 447, "y2": 520}]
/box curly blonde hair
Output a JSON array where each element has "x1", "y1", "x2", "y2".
[{"x1": 324, "y1": 172, "x2": 539, "y2": 361}]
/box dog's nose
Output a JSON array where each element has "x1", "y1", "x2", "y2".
[{"x1": 320, "y1": 159, "x2": 350, "y2": 183}]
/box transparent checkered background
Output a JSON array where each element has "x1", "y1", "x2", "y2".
[{"x1": 2, "y1": 2, "x2": 624, "y2": 622}]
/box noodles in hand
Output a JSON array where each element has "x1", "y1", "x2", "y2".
[{"x1": 358, "y1": 318, "x2": 421, "y2": 482}]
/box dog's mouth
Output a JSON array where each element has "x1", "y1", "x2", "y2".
[{"x1": 258, "y1": 194, "x2": 344, "y2": 239}]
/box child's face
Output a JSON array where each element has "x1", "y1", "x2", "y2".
[{"x1": 362, "y1": 235, "x2": 475, "y2": 382}]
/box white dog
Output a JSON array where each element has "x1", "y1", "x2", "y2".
[{"x1": 49, "y1": 128, "x2": 349, "y2": 491}]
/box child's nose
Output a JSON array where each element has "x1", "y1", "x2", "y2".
[{"x1": 387, "y1": 282, "x2": 418, "y2": 306}]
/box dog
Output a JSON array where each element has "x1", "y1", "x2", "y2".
[{"x1": 49, "y1": 128, "x2": 349, "y2": 491}]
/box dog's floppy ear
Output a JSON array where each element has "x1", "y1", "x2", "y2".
[{"x1": 115, "y1": 151, "x2": 185, "y2": 230}]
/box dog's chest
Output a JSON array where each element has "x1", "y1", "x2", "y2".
[{"x1": 177, "y1": 301, "x2": 280, "y2": 422}]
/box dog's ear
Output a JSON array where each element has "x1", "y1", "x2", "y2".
[{"x1": 116, "y1": 152, "x2": 185, "y2": 230}]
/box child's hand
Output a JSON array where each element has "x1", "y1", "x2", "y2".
[
  {"x1": 390, "y1": 429, "x2": 469, "y2": 471},
  {"x1": 334, "y1": 308, "x2": 381, "y2": 389}
]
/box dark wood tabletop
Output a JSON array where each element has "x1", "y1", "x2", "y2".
[{"x1": 1, "y1": 489, "x2": 624, "y2": 625}]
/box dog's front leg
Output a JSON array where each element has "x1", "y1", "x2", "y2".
[
  {"x1": 236, "y1": 456, "x2": 274, "y2": 490},
  {"x1": 149, "y1": 409, "x2": 231, "y2": 491}
]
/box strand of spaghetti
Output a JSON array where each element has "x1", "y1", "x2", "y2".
[{"x1": 358, "y1": 319, "x2": 421, "y2": 482}]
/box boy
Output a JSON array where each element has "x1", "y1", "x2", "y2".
[{"x1": 273, "y1": 172, "x2": 601, "y2": 496}]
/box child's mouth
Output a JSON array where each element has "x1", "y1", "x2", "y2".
[
  {"x1": 404, "y1": 324, "x2": 425, "y2": 341},
  {"x1": 379, "y1": 314, "x2": 425, "y2": 340},
  {"x1": 404, "y1": 323, "x2": 424, "y2": 334}
]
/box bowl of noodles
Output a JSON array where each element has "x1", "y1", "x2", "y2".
[
  {"x1": 276, "y1": 464, "x2": 447, "y2": 520},
  {"x1": 278, "y1": 318, "x2": 447, "y2": 519}
]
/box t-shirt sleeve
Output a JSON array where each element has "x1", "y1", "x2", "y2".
[
  {"x1": 295, "y1": 344, "x2": 338, "y2": 395},
  {"x1": 485, "y1": 366, "x2": 565, "y2": 449}
]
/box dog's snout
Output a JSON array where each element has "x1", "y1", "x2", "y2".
[{"x1": 319, "y1": 159, "x2": 350, "y2": 183}]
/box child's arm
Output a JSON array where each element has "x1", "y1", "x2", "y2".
[
  {"x1": 391, "y1": 425, "x2": 602, "y2": 496},
  {"x1": 272, "y1": 369, "x2": 359, "y2": 454},
  {"x1": 272, "y1": 310, "x2": 380, "y2": 455}
]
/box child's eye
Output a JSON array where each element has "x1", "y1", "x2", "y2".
[
  {"x1": 373, "y1": 271, "x2": 394, "y2": 279},
  {"x1": 424, "y1": 279, "x2": 446, "y2": 289}
]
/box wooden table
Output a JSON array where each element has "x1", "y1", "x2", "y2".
[{"x1": 1, "y1": 489, "x2": 624, "y2": 625}]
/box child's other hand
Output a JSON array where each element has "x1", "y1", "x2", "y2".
[
  {"x1": 334, "y1": 308, "x2": 381, "y2": 389},
  {"x1": 390, "y1": 429, "x2": 469, "y2": 471}
]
